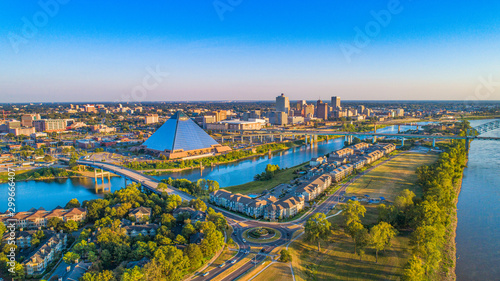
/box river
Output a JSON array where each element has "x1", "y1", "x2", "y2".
[
  {"x1": 455, "y1": 119, "x2": 500, "y2": 281},
  {"x1": 1, "y1": 120, "x2": 498, "y2": 279},
  {"x1": 1, "y1": 123, "x2": 420, "y2": 212}
]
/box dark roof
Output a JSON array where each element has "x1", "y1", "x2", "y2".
[{"x1": 190, "y1": 232, "x2": 204, "y2": 244}]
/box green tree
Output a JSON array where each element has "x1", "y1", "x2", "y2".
[
  {"x1": 304, "y1": 213, "x2": 331, "y2": 252},
  {"x1": 65, "y1": 198, "x2": 81, "y2": 208},
  {"x1": 190, "y1": 198, "x2": 207, "y2": 212},
  {"x1": 161, "y1": 213, "x2": 176, "y2": 229},
  {"x1": 64, "y1": 220, "x2": 79, "y2": 233},
  {"x1": 370, "y1": 221, "x2": 398, "y2": 263},
  {"x1": 63, "y1": 251, "x2": 80, "y2": 264},
  {"x1": 184, "y1": 244, "x2": 203, "y2": 269},
  {"x1": 355, "y1": 227, "x2": 370, "y2": 261},
  {"x1": 402, "y1": 255, "x2": 426, "y2": 281},
  {"x1": 345, "y1": 221, "x2": 365, "y2": 254},
  {"x1": 174, "y1": 234, "x2": 187, "y2": 245},
  {"x1": 394, "y1": 189, "x2": 415, "y2": 210},
  {"x1": 341, "y1": 200, "x2": 366, "y2": 226},
  {"x1": 47, "y1": 217, "x2": 63, "y2": 230},
  {"x1": 279, "y1": 249, "x2": 292, "y2": 262},
  {"x1": 122, "y1": 266, "x2": 144, "y2": 281},
  {"x1": 0, "y1": 222, "x2": 7, "y2": 238},
  {"x1": 181, "y1": 223, "x2": 196, "y2": 239},
  {"x1": 9, "y1": 261, "x2": 25, "y2": 280}
]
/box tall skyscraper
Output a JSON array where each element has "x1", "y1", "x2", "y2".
[
  {"x1": 331, "y1": 96, "x2": 341, "y2": 109},
  {"x1": 316, "y1": 100, "x2": 328, "y2": 120},
  {"x1": 296, "y1": 100, "x2": 306, "y2": 110},
  {"x1": 304, "y1": 105, "x2": 315, "y2": 118},
  {"x1": 276, "y1": 93, "x2": 290, "y2": 114}
]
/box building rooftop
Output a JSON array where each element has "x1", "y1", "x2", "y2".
[{"x1": 141, "y1": 111, "x2": 219, "y2": 152}]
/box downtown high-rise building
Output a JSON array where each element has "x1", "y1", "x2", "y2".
[
  {"x1": 276, "y1": 93, "x2": 290, "y2": 114},
  {"x1": 331, "y1": 96, "x2": 341, "y2": 109},
  {"x1": 316, "y1": 100, "x2": 329, "y2": 120}
]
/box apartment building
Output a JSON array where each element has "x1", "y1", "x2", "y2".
[
  {"x1": 295, "y1": 174, "x2": 332, "y2": 201},
  {"x1": 23, "y1": 231, "x2": 68, "y2": 276},
  {"x1": 1, "y1": 207, "x2": 87, "y2": 230}
]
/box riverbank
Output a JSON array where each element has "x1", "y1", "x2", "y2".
[
  {"x1": 225, "y1": 162, "x2": 308, "y2": 194},
  {"x1": 141, "y1": 139, "x2": 332, "y2": 176},
  {"x1": 287, "y1": 151, "x2": 438, "y2": 280}
]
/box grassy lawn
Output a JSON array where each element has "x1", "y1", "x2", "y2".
[
  {"x1": 250, "y1": 262, "x2": 293, "y2": 281},
  {"x1": 225, "y1": 162, "x2": 307, "y2": 194},
  {"x1": 288, "y1": 152, "x2": 439, "y2": 280},
  {"x1": 346, "y1": 152, "x2": 438, "y2": 201},
  {"x1": 290, "y1": 230, "x2": 411, "y2": 281}
]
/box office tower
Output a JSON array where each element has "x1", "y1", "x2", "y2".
[
  {"x1": 296, "y1": 100, "x2": 306, "y2": 111},
  {"x1": 331, "y1": 96, "x2": 341, "y2": 109},
  {"x1": 358, "y1": 105, "x2": 365, "y2": 114},
  {"x1": 316, "y1": 100, "x2": 328, "y2": 120},
  {"x1": 304, "y1": 104, "x2": 315, "y2": 118},
  {"x1": 276, "y1": 93, "x2": 290, "y2": 114}
]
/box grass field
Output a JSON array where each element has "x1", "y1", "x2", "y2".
[
  {"x1": 287, "y1": 152, "x2": 438, "y2": 281},
  {"x1": 250, "y1": 262, "x2": 293, "y2": 281},
  {"x1": 346, "y1": 152, "x2": 438, "y2": 200},
  {"x1": 225, "y1": 163, "x2": 307, "y2": 194}
]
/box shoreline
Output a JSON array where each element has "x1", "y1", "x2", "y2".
[{"x1": 140, "y1": 138, "x2": 335, "y2": 176}]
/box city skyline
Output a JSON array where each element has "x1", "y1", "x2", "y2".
[{"x1": 1, "y1": 1, "x2": 500, "y2": 102}]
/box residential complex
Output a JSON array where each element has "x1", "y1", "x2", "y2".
[{"x1": 0, "y1": 207, "x2": 87, "y2": 230}]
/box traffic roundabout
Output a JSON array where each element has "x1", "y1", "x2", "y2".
[{"x1": 242, "y1": 227, "x2": 282, "y2": 244}]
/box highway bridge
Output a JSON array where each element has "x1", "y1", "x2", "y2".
[{"x1": 75, "y1": 159, "x2": 195, "y2": 201}]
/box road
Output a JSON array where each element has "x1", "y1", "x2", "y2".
[
  {"x1": 76, "y1": 159, "x2": 195, "y2": 201},
  {"x1": 76, "y1": 152, "x2": 406, "y2": 281}
]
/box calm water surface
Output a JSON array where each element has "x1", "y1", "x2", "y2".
[
  {"x1": 1, "y1": 124, "x2": 419, "y2": 212},
  {"x1": 1, "y1": 120, "x2": 498, "y2": 280},
  {"x1": 455, "y1": 119, "x2": 500, "y2": 281}
]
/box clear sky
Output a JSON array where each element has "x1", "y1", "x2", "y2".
[{"x1": 1, "y1": 0, "x2": 500, "y2": 103}]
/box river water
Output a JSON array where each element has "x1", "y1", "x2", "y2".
[
  {"x1": 1, "y1": 123, "x2": 420, "y2": 212},
  {"x1": 1, "y1": 120, "x2": 498, "y2": 280},
  {"x1": 455, "y1": 119, "x2": 500, "y2": 281}
]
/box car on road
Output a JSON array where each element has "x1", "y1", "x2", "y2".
[
  {"x1": 219, "y1": 263, "x2": 226, "y2": 268},
  {"x1": 242, "y1": 238, "x2": 246, "y2": 243},
  {"x1": 201, "y1": 272, "x2": 209, "y2": 277},
  {"x1": 230, "y1": 259, "x2": 236, "y2": 264}
]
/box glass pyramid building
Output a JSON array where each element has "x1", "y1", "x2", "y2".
[{"x1": 141, "y1": 111, "x2": 230, "y2": 159}]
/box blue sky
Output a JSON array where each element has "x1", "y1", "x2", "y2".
[{"x1": 1, "y1": 0, "x2": 500, "y2": 102}]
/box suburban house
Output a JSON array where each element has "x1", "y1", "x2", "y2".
[
  {"x1": 129, "y1": 207, "x2": 151, "y2": 222},
  {"x1": 124, "y1": 223, "x2": 159, "y2": 237}
]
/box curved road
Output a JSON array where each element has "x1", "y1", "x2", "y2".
[{"x1": 76, "y1": 152, "x2": 406, "y2": 281}]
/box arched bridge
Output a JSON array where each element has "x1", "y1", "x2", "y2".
[{"x1": 473, "y1": 119, "x2": 500, "y2": 134}]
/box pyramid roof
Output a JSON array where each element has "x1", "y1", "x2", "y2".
[{"x1": 142, "y1": 111, "x2": 219, "y2": 152}]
